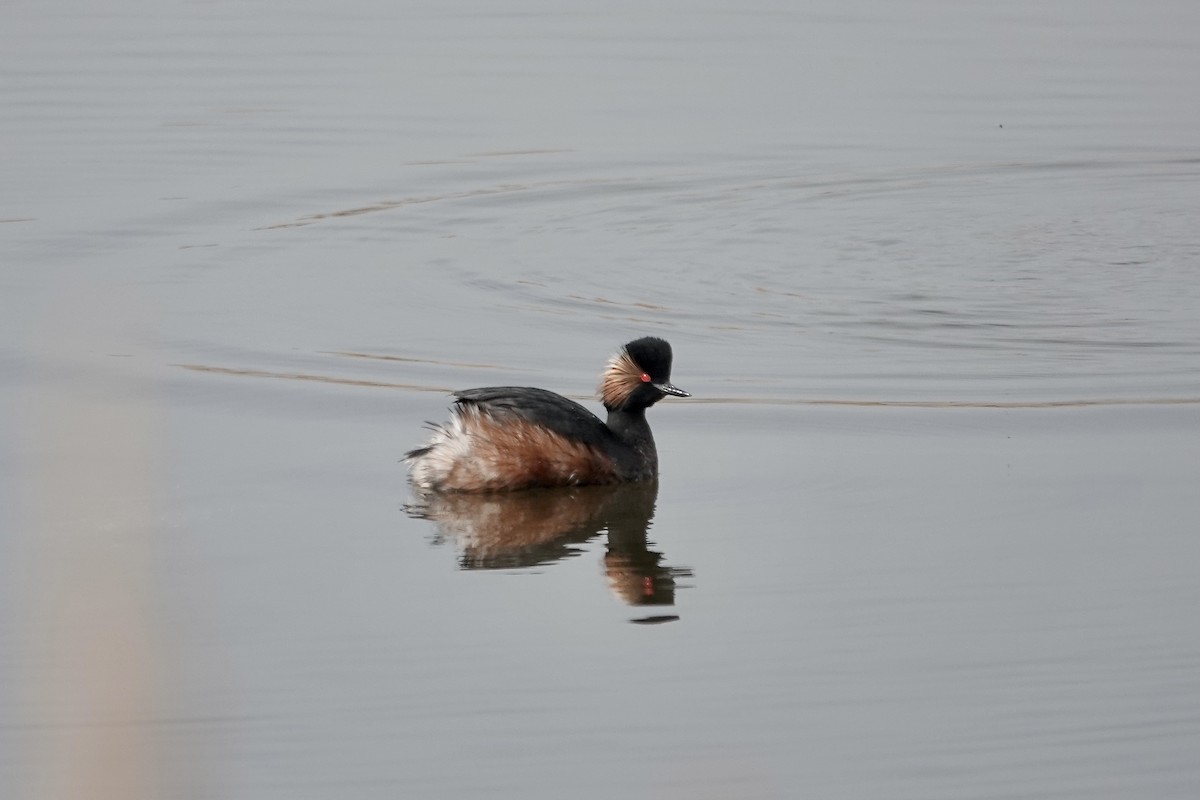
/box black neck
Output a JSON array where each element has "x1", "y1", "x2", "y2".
[{"x1": 605, "y1": 407, "x2": 658, "y2": 478}]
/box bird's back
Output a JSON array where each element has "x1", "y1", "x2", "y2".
[{"x1": 406, "y1": 387, "x2": 622, "y2": 492}]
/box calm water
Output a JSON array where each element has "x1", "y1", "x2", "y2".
[{"x1": 3, "y1": 2, "x2": 1200, "y2": 798}]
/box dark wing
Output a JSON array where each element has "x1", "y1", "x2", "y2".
[{"x1": 452, "y1": 387, "x2": 612, "y2": 447}]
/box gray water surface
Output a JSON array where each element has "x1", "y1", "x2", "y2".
[{"x1": 3, "y1": 2, "x2": 1200, "y2": 798}]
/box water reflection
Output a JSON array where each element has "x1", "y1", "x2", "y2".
[{"x1": 405, "y1": 481, "x2": 692, "y2": 616}]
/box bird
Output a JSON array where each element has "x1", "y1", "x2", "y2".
[{"x1": 405, "y1": 336, "x2": 688, "y2": 493}]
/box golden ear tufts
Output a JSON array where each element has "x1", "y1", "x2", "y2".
[{"x1": 599, "y1": 348, "x2": 643, "y2": 409}]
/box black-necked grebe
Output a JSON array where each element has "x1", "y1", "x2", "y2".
[{"x1": 405, "y1": 337, "x2": 688, "y2": 493}]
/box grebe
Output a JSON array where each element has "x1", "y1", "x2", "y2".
[{"x1": 405, "y1": 337, "x2": 688, "y2": 493}]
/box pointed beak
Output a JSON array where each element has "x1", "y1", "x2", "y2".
[{"x1": 654, "y1": 382, "x2": 690, "y2": 398}]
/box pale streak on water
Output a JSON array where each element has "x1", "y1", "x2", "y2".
[{"x1": 2, "y1": 2, "x2": 1200, "y2": 799}]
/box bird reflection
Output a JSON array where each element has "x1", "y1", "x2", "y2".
[{"x1": 405, "y1": 481, "x2": 692, "y2": 613}]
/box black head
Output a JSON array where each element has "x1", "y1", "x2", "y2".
[{"x1": 600, "y1": 336, "x2": 690, "y2": 411}]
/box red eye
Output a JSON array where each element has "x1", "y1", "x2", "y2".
[{"x1": 640, "y1": 373, "x2": 651, "y2": 383}]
